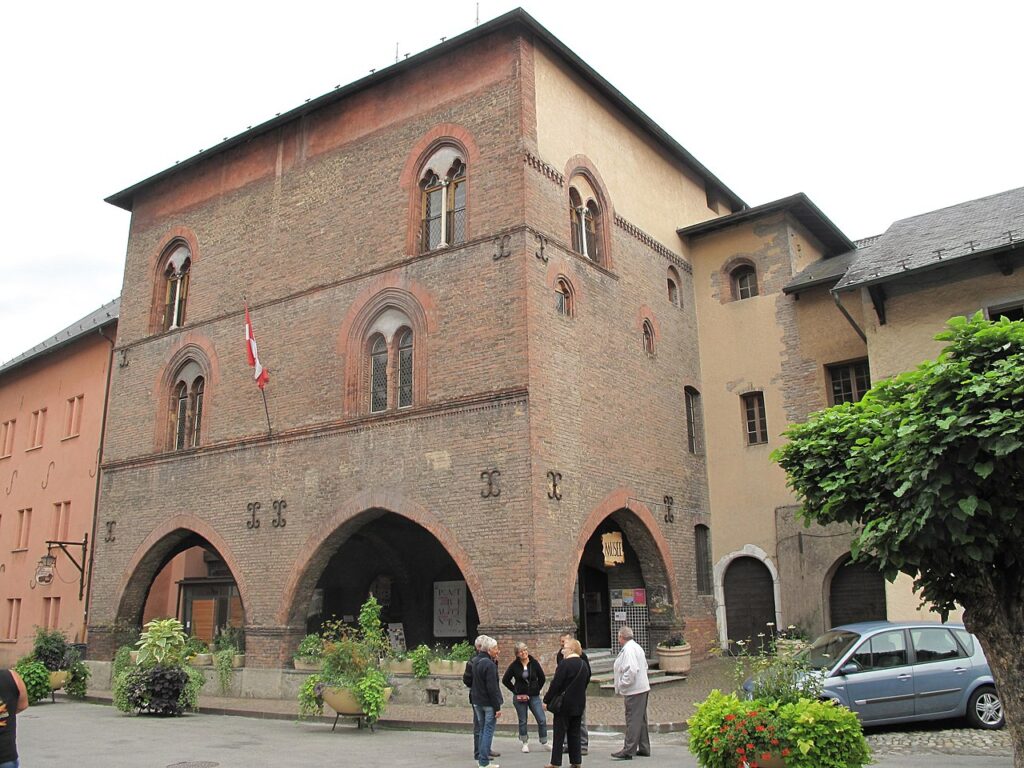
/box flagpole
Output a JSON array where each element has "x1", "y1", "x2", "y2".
[{"x1": 261, "y1": 389, "x2": 272, "y2": 435}]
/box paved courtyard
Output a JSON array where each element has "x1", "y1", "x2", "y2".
[{"x1": 17, "y1": 699, "x2": 1014, "y2": 768}]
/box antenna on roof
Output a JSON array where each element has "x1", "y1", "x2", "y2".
[
  {"x1": 396, "y1": 42, "x2": 399, "y2": 63},
  {"x1": 476, "y1": 2, "x2": 479, "y2": 25}
]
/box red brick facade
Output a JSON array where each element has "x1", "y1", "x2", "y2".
[{"x1": 88, "y1": 18, "x2": 716, "y2": 667}]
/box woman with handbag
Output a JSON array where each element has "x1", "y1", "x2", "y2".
[
  {"x1": 502, "y1": 642, "x2": 548, "y2": 752},
  {"x1": 542, "y1": 638, "x2": 590, "y2": 768}
]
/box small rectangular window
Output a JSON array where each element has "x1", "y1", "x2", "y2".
[
  {"x1": 52, "y1": 501, "x2": 71, "y2": 541},
  {"x1": 685, "y1": 388, "x2": 704, "y2": 455},
  {"x1": 28, "y1": 408, "x2": 46, "y2": 449},
  {"x1": 15, "y1": 508, "x2": 32, "y2": 550},
  {"x1": 695, "y1": 525, "x2": 713, "y2": 595},
  {"x1": 741, "y1": 392, "x2": 768, "y2": 445},
  {"x1": 987, "y1": 302, "x2": 1024, "y2": 322},
  {"x1": 0, "y1": 420, "x2": 14, "y2": 458},
  {"x1": 828, "y1": 360, "x2": 871, "y2": 405},
  {"x1": 43, "y1": 596, "x2": 61, "y2": 630},
  {"x1": 4, "y1": 598, "x2": 21, "y2": 640},
  {"x1": 63, "y1": 395, "x2": 84, "y2": 438}
]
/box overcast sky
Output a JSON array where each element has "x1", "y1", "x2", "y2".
[{"x1": 1, "y1": 1, "x2": 1021, "y2": 364}]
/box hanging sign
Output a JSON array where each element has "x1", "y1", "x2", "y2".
[{"x1": 602, "y1": 532, "x2": 625, "y2": 566}]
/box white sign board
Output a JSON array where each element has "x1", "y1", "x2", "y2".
[{"x1": 434, "y1": 580, "x2": 467, "y2": 637}]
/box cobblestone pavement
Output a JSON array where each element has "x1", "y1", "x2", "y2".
[{"x1": 83, "y1": 656, "x2": 1012, "y2": 759}]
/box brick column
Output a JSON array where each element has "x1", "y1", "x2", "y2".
[{"x1": 244, "y1": 624, "x2": 307, "y2": 668}]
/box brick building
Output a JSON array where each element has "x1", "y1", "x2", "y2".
[
  {"x1": 82, "y1": 6, "x2": 1024, "y2": 672},
  {"x1": 87, "y1": 9, "x2": 738, "y2": 667},
  {"x1": 0, "y1": 300, "x2": 118, "y2": 666}
]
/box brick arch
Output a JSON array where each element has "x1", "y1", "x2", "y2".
[
  {"x1": 720, "y1": 256, "x2": 759, "y2": 303},
  {"x1": 148, "y1": 227, "x2": 201, "y2": 333},
  {"x1": 564, "y1": 487, "x2": 678, "y2": 619},
  {"x1": 277, "y1": 489, "x2": 488, "y2": 627},
  {"x1": 153, "y1": 337, "x2": 221, "y2": 451},
  {"x1": 399, "y1": 123, "x2": 481, "y2": 255},
  {"x1": 544, "y1": 258, "x2": 586, "y2": 316},
  {"x1": 564, "y1": 154, "x2": 614, "y2": 270},
  {"x1": 113, "y1": 514, "x2": 251, "y2": 628},
  {"x1": 337, "y1": 278, "x2": 437, "y2": 415}
]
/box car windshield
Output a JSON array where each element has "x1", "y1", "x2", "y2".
[{"x1": 799, "y1": 630, "x2": 860, "y2": 670}]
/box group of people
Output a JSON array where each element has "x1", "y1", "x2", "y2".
[{"x1": 463, "y1": 626, "x2": 651, "y2": 768}]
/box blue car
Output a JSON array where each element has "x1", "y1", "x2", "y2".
[{"x1": 801, "y1": 621, "x2": 1003, "y2": 729}]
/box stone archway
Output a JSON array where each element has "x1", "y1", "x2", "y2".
[
  {"x1": 279, "y1": 490, "x2": 487, "y2": 654},
  {"x1": 110, "y1": 518, "x2": 249, "y2": 643},
  {"x1": 713, "y1": 544, "x2": 783, "y2": 651},
  {"x1": 567, "y1": 488, "x2": 678, "y2": 653}
]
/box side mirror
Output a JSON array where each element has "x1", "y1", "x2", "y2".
[{"x1": 838, "y1": 662, "x2": 860, "y2": 676}]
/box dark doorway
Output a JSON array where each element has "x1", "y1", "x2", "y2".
[
  {"x1": 309, "y1": 512, "x2": 478, "y2": 649},
  {"x1": 829, "y1": 559, "x2": 887, "y2": 628},
  {"x1": 724, "y1": 556, "x2": 776, "y2": 652},
  {"x1": 577, "y1": 565, "x2": 610, "y2": 650}
]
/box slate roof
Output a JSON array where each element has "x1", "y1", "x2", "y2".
[
  {"x1": 783, "y1": 248, "x2": 860, "y2": 294},
  {"x1": 0, "y1": 298, "x2": 120, "y2": 376},
  {"x1": 835, "y1": 186, "x2": 1024, "y2": 290}
]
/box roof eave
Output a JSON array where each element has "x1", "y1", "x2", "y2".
[{"x1": 106, "y1": 8, "x2": 745, "y2": 213}]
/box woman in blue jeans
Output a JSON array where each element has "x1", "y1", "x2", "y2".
[{"x1": 501, "y1": 642, "x2": 548, "y2": 753}]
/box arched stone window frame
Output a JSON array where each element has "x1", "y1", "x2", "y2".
[
  {"x1": 149, "y1": 230, "x2": 200, "y2": 334},
  {"x1": 564, "y1": 157, "x2": 613, "y2": 271},
  {"x1": 340, "y1": 284, "x2": 433, "y2": 417},
  {"x1": 642, "y1": 319, "x2": 656, "y2": 357},
  {"x1": 162, "y1": 348, "x2": 213, "y2": 452},
  {"x1": 400, "y1": 125, "x2": 478, "y2": 256},
  {"x1": 667, "y1": 265, "x2": 682, "y2": 307},
  {"x1": 554, "y1": 276, "x2": 575, "y2": 318}
]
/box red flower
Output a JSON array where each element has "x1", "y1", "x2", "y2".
[
  {"x1": 761, "y1": 753, "x2": 771, "y2": 761},
  {"x1": 725, "y1": 714, "x2": 736, "y2": 721},
  {"x1": 781, "y1": 748, "x2": 791, "y2": 757},
  {"x1": 770, "y1": 738, "x2": 779, "y2": 745},
  {"x1": 755, "y1": 725, "x2": 766, "y2": 732}
]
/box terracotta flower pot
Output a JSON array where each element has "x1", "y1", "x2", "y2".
[{"x1": 655, "y1": 643, "x2": 692, "y2": 674}]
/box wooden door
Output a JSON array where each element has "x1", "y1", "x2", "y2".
[
  {"x1": 830, "y1": 560, "x2": 887, "y2": 628},
  {"x1": 724, "y1": 557, "x2": 776, "y2": 652}
]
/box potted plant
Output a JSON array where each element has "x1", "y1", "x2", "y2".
[
  {"x1": 408, "y1": 643, "x2": 433, "y2": 679},
  {"x1": 14, "y1": 657, "x2": 51, "y2": 705},
  {"x1": 428, "y1": 640, "x2": 474, "y2": 676},
  {"x1": 112, "y1": 617, "x2": 206, "y2": 716},
  {"x1": 384, "y1": 649, "x2": 414, "y2": 675},
  {"x1": 297, "y1": 596, "x2": 392, "y2": 726},
  {"x1": 213, "y1": 626, "x2": 246, "y2": 668},
  {"x1": 293, "y1": 633, "x2": 325, "y2": 671},
  {"x1": 656, "y1": 632, "x2": 692, "y2": 674},
  {"x1": 32, "y1": 627, "x2": 71, "y2": 691},
  {"x1": 185, "y1": 635, "x2": 212, "y2": 667}
]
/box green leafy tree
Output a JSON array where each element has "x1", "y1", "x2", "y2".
[{"x1": 774, "y1": 314, "x2": 1024, "y2": 764}]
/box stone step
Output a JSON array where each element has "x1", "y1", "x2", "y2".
[{"x1": 592, "y1": 673, "x2": 687, "y2": 697}]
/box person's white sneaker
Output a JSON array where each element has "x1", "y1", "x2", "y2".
[{"x1": 522, "y1": 743, "x2": 530, "y2": 753}]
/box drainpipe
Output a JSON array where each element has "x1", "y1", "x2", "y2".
[
  {"x1": 83, "y1": 325, "x2": 116, "y2": 645},
  {"x1": 832, "y1": 290, "x2": 867, "y2": 343}
]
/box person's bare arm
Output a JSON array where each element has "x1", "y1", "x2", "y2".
[{"x1": 10, "y1": 670, "x2": 28, "y2": 713}]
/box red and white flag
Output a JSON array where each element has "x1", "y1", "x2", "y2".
[{"x1": 244, "y1": 304, "x2": 270, "y2": 390}]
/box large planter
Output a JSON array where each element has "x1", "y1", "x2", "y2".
[
  {"x1": 386, "y1": 658, "x2": 414, "y2": 675},
  {"x1": 232, "y1": 654, "x2": 246, "y2": 669},
  {"x1": 428, "y1": 659, "x2": 462, "y2": 676},
  {"x1": 322, "y1": 686, "x2": 393, "y2": 717},
  {"x1": 189, "y1": 653, "x2": 213, "y2": 667},
  {"x1": 49, "y1": 670, "x2": 69, "y2": 690},
  {"x1": 293, "y1": 657, "x2": 323, "y2": 671},
  {"x1": 656, "y1": 643, "x2": 692, "y2": 674}
]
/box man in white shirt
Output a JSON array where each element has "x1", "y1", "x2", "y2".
[{"x1": 611, "y1": 626, "x2": 650, "y2": 759}]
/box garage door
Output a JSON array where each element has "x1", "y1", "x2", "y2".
[
  {"x1": 830, "y1": 559, "x2": 887, "y2": 628},
  {"x1": 724, "y1": 556, "x2": 776, "y2": 652}
]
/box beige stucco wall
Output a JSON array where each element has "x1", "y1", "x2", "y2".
[
  {"x1": 857, "y1": 260, "x2": 1024, "y2": 380},
  {"x1": 532, "y1": 43, "x2": 718, "y2": 248}
]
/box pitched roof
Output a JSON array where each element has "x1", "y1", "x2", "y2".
[
  {"x1": 105, "y1": 8, "x2": 744, "y2": 214},
  {"x1": 0, "y1": 298, "x2": 120, "y2": 376},
  {"x1": 835, "y1": 186, "x2": 1024, "y2": 291},
  {"x1": 677, "y1": 193, "x2": 854, "y2": 258},
  {"x1": 783, "y1": 248, "x2": 860, "y2": 295}
]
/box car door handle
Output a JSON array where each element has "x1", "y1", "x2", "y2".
[
  {"x1": 953, "y1": 667, "x2": 967, "y2": 674},
  {"x1": 897, "y1": 674, "x2": 912, "y2": 681}
]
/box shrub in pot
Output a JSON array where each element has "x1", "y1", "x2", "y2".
[
  {"x1": 293, "y1": 633, "x2": 324, "y2": 670},
  {"x1": 297, "y1": 596, "x2": 392, "y2": 725},
  {"x1": 112, "y1": 617, "x2": 204, "y2": 716},
  {"x1": 14, "y1": 658, "x2": 51, "y2": 705},
  {"x1": 655, "y1": 632, "x2": 692, "y2": 674}
]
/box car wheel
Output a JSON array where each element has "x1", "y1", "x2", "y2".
[{"x1": 967, "y1": 686, "x2": 1004, "y2": 729}]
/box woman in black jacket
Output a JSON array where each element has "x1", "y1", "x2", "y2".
[
  {"x1": 502, "y1": 642, "x2": 548, "y2": 752},
  {"x1": 542, "y1": 638, "x2": 590, "y2": 768}
]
